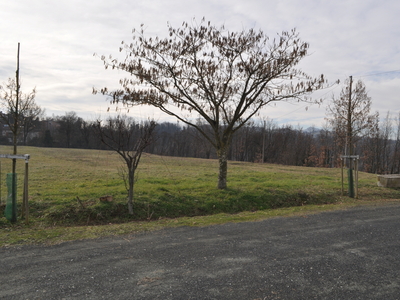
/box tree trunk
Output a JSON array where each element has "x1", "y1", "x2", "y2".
[
  {"x1": 127, "y1": 168, "x2": 135, "y2": 215},
  {"x1": 217, "y1": 147, "x2": 228, "y2": 189}
]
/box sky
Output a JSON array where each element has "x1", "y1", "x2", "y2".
[{"x1": 1, "y1": 0, "x2": 400, "y2": 128}]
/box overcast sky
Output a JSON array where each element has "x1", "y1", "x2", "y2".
[{"x1": 1, "y1": 0, "x2": 399, "y2": 128}]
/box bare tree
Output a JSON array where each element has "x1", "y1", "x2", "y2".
[
  {"x1": 0, "y1": 78, "x2": 37, "y2": 145},
  {"x1": 96, "y1": 19, "x2": 329, "y2": 189},
  {"x1": 379, "y1": 112, "x2": 393, "y2": 173},
  {"x1": 21, "y1": 101, "x2": 45, "y2": 145},
  {"x1": 391, "y1": 112, "x2": 400, "y2": 173},
  {"x1": 326, "y1": 77, "x2": 378, "y2": 157},
  {"x1": 0, "y1": 43, "x2": 37, "y2": 222},
  {"x1": 326, "y1": 77, "x2": 378, "y2": 196},
  {"x1": 58, "y1": 111, "x2": 79, "y2": 148},
  {"x1": 95, "y1": 116, "x2": 156, "y2": 214}
]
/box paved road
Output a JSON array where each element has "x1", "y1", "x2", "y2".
[{"x1": 1, "y1": 204, "x2": 400, "y2": 299}]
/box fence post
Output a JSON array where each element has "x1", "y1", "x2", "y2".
[{"x1": 24, "y1": 159, "x2": 29, "y2": 223}]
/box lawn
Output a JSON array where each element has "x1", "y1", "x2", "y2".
[{"x1": 0, "y1": 145, "x2": 399, "y2": 246}]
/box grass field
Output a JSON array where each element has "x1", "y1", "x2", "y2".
[{"x1": 0, "y1": 145, "x2": 399, "y2": 246}]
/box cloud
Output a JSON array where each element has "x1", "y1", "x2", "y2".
[{"x1": 1, "y1": 0, "x2": 399, "y2": 127}]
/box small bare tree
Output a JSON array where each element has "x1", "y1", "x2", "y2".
[
  {"x1": 326, "y1": 77, "x2": 378, "y2": 158},
  {"x1": 0, "y1": 43, "x2": 38, "y2": 222},
  {"x1": 21, "y1": 100, "x2": 44, "y2": 145},
  {"x1": 95, "y1": 116, "x2": 156, "y2": 214},
  {"x1": 326, "y1": 77, "x2": 378, "y2": 197},
  {"x1": 0, "y1": 78, "x2": 37, "y2": 146},
  {"x1": 95, "y1": 18, "x2": 330, "y2": 189}
]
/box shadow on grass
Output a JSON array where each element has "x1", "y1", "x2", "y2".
[{"x1": 35, "y1": 189, "x2": 339, "y2": 226}]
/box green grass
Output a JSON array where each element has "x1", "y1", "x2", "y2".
[{"x1": 0, "y1": 145, "x2": 399, "y2": 247}]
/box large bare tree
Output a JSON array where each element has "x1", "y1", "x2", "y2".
[{"x1": 96, "y1": 19, "x2": 329, "y2": 189}]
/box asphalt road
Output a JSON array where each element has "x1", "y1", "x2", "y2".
[{"x1": 1, "y1": 204, "x2": 400, "y2": 300}]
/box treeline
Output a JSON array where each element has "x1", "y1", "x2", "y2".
[{"x1": 3, "y1": 111, "x2": 400, "y2": 175}]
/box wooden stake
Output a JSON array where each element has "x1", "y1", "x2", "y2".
[
  {"x1": 341, "y1": 158, "x2": 344, "y2": 196},
  {"x1": 355, "y1": 158, "x2": 359, "y2": 199},
  {"x1": 24, "y1": 160, "x2": 29, "y2": 224}
]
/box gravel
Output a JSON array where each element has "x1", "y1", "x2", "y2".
[{"x1": 1, "y1": 203, "x2": 400, "y2": 299}]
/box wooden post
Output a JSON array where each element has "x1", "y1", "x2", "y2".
[
  {"x1": 341, "y1": 158, "x2": 344, "y2": 196},
  {"x1": 262, "y1": 120, "x2": 266, "y2": 163},
  {"x1": 10, "y1": 43, "x2": 20, "y2": 223},
  {"x1": 24, "y1": 159, "x2": 29, "y2": 224},
  {"x1": 0, "y1": 161, "x2": 2, "y2": 205},
  {"x1": 355, "y1": 158, "x2": 359, "y2": 199},
  {"x1": 347, "y1": 76, "x2": 355, "y2": 198}
]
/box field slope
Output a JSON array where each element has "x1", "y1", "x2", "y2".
[{"x1": 0, "y1": 146, "x2": 399, "y2": 246}]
